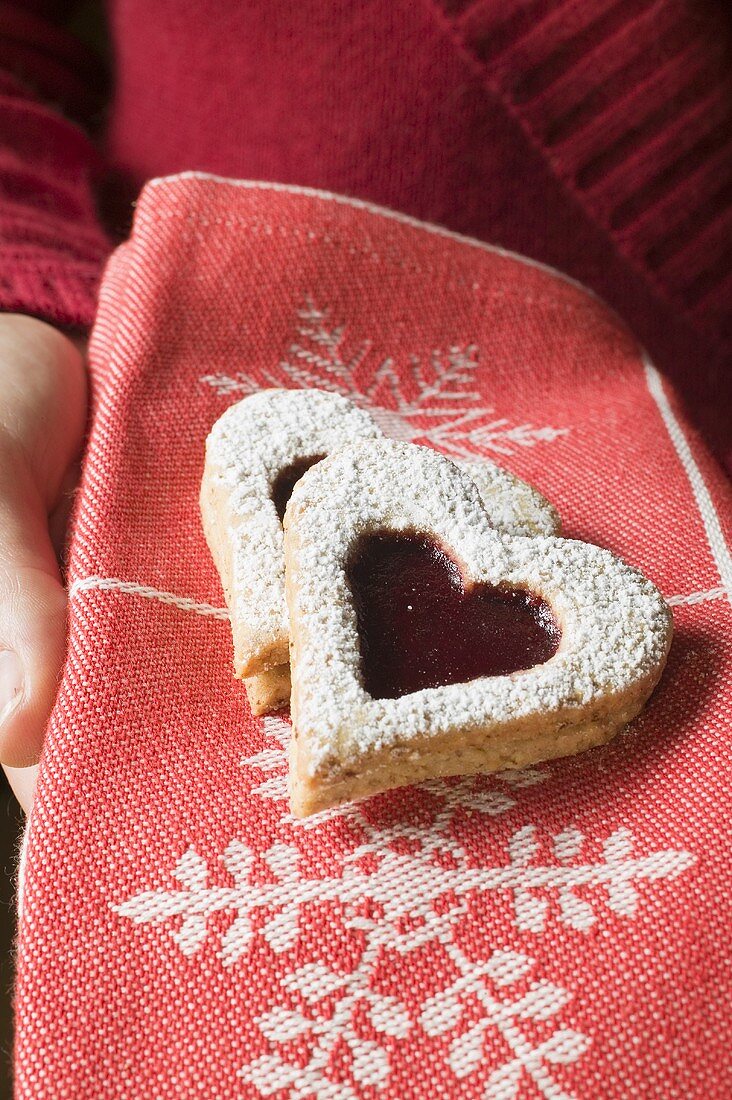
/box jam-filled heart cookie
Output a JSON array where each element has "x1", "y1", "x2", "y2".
[
  {"x1": 201, "y1": 390, "x2": 561, "y2": 715},
  {"x1": 283, "y1": 441, "x2": 672, "y2": 817}
]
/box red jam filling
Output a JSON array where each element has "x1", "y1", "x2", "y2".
[
  {"x1": 346, "y1": 533, "x2": 560, "y2": 700},
  {"x1": 272, "y1": 455, "x2": 325, "y2": 521}
]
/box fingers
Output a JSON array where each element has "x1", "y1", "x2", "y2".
[
  {"x1": 0, "y1": 449, "x2": 68, "y2": 767},
  {"x1": 0, "y1": 316, "x2": 87, "y2": 774}
]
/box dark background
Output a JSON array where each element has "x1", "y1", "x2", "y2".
[{"x1": 1, "y1": 776, "x2": 23, "y2": 1097}]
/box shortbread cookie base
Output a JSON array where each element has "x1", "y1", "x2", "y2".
[
  {"x1": 200, "y1": 456, "x2": 290, "y2": 677},
  {"x1": 202, "y1": 390, "x2": 384, "y2": 680},
  {"x1": 245, "y1": 664, "x2": 292, "y2": 717},
  {"x1": 289, "y1": 679, "x2": 656, "y2": 818}
]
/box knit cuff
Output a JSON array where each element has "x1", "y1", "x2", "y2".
[
  {"x1": 0, "y1": 252, "x2": 103, "y2": 330},
  {"x1": 436, "y1": 0, "x2": 732, "y2": 359}
]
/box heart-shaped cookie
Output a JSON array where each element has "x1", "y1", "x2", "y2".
[
  {"x1": 284, "y1": 441, "x2": 672, "y2": 817},
  {"x1": 201, "y1": 389, "x2": 561, "y2": 714},
  {"x1": 201, "y1": 390, "x2": 381, "y2": 713}
]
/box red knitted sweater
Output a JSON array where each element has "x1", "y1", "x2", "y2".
[{"x1": 1, "y1": 0, "x2": 730, "y2": 467}]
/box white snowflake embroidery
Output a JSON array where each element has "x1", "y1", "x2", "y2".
[
  {"x1": 118, "y1": 302, "x2": 688, "y2": 1094},
  {"x1": 420, "y1": 946, "x2": 591, "y2": 1100},
  {"x1": 200, "y1": 299, "x2": 568, "y2": 459},
  {"x1": 239, "y1": 945, "x2": 588, "y2": 1100},
  {"x1": 113, "y1": 824, "x2": 693, "y2": 959},
  {"x1": 114, "y1": 741, "x2": 693, "y2": 1100},
  {"x1": 240, "y1": 929, "x2": 412, "y2": 1098}
]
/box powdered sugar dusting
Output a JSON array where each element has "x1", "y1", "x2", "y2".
[
  {"x1": 284, "y1": 441, "x2": 672, "y2": 778},
  {"x1": 203, "y1": 390, "x2": 560, "y2": 675},
  {"x1": 461, "y1": 460, "x2": 560, "y2": 537},
  {"x1": 204, "y1": 390, "x2": 382, "y2": 671}
]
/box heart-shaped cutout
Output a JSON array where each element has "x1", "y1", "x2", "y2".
[
  {"x1": 201, "y1": 389, "x2": 561, "y2": 715},
  {"x1": 272, "y1": 455, "x2": 326, "y2": 521},
  {"x1": 284, "y1": 441, "x2": 672, "y2": 817},
  {"x1": 348, "y1": 532, "x2": 560, "y2": 698}
]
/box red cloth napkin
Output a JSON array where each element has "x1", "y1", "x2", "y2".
[{"x1": 15, "y1": 175, "x2": 732, "y2": 1098}]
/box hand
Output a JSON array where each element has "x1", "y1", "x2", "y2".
[{"x1": 0, "y1": 315, "x2": 87, "y2": 812}]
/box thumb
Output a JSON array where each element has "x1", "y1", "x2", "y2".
[{"x1": 0, "y1": 450, "x2": 68, "y2": 768}]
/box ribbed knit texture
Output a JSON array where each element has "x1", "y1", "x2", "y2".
[
  {"x1": 0, "y1": 3, "x2": 110, "y2": 327},
  {"x1": 0, "y1": 0, "x2": 730, "y2": 462},
  {"x1": 434, "y1": 0, "x2": 732, "y2": 362}
]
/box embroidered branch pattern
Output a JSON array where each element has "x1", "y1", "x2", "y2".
[
  {"x1": 239, "y1": 946, "x2": 589, "y2": 1100},
  {"x1": 114, "y1": 827, "x2": 694, "y2": 960},
  {"x1": 420, "y1": 946, "x2": 591, "y2": 1100},
  {"x1": 114, "y1": 718, "x2": 693, "y2": 1098},
  {"x1": 240, "y1": 932, "x2": 412, "y2": 1098},
  {"x1": 200, "y1": 299, "x2": 568, "y2": 459}
]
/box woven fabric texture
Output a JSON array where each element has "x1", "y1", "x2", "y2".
[{"x1": 15, "y1": 175, "x2": 732, "y2": 1098}]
